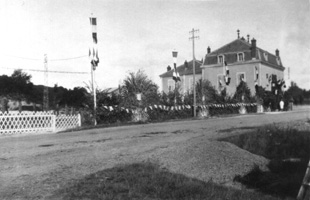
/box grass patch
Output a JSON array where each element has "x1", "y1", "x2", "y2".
[
  {"x1": 53, "y1": 162, "x2": 281, "y2": 200},
  {"x1": 94, "y1": 138, "x2": 112, "y2": 143},
  {"x1": 144, "y1": 131, "x2": 167, "y2": 135},
  {"x1": 221, "y1": 124, "x2": 310, "y2": 199},
  {"x1": 75, "y1": 141, "x2": 88, "y2": 144},
  {"x1": 171, "y1": 129, "x2": 191, "y2": 134},
  {"x1": 218, "y1": 126, "x2": 258, "y2": 133},
  {"x1": 38, "y1": 144, "x2": 54, "y2": 147}
]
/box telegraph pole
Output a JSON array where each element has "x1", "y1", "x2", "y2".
[
  {"x1": 43, "y1": 54, "x2": 49, "y2": 111},
  {"x1": 189, "y1": 28, "x2": 199, "y2": 117},
  {"x1": 90, "y1": 15, "x2": 99, "y2": 126}
]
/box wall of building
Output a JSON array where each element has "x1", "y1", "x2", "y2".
[
  {"x1": 259, "y1": 63, "x2": 285, "y2": 91},
  {"x1": 202, "y1": 62, "x2": 284, "y2": 95},
  {"x1": 161, "y1": 74, "x2": 202, "y2": 94}
]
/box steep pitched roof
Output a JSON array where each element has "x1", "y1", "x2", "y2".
[
  {"x1": 203, "y1": 38, "x2": 284, "y2": 70},
  {"x1": 159, "y1": 60, "x2": 202, "y2": 78},
  {"x1": 208, "y1": 39, "x2": 251, "y2": 56}
]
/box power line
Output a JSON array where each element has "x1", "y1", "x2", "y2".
[
  {"x1": 3, "y1": 54, "x2": 41, "y2": 61},
  {"x1": 0, "y1": 67, "x2": 89, "y2": 74},
  {"x1": 3, "y1": 54, "x2": 88, "y2": 62},
  {"x1": 49, "y1": 55, "x2": 88, "y2": 61}
]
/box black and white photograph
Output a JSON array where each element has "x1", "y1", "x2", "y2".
[{"x1": 0, "y1": 0, "x2": 310, "y2": 199}]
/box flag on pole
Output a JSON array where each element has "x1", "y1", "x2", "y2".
[
  {"x1": 172, "y1": 51, "x2": 181, "y2": 82},
  {"x1": 225, "y1": 61, "x2": 229, "y2": 75},
  {"x1": 224, "y1": 61, "x2": 230, "y2": 85},
  {"x1": 89, "y1": 17, "x2": 99, "y2": 69}
]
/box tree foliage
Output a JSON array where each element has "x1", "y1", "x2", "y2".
[
  {"x1": 233, "y1": 81, "x2": 252, "y2": 102},
  {"x1": 120, "y1": 70, "x2": 159, "y2": 108}
]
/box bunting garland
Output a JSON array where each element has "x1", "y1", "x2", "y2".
[{"x1": 100, "y1": 103, "x2": 257, "y2": 113}]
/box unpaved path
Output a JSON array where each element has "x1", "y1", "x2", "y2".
[{"x1": 1, "y1": 107, "x2": 309, "y2": 199}]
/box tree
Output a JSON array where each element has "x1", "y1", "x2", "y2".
[
  {"x1": 0, "y1": 75, "x2": 13, "y2": 112},
  {"x1": 9, "y1": 70, "x2": 33, "y2": 112},
  {"x1": 120, "y1": 70, "x2": 159, "y2": 108},
  {"x1": 285, "y1": 81, "x2": 304, "y2": 105},
  {"x1": 233, "y1": 81, "x2": 252, "y2": 102}
]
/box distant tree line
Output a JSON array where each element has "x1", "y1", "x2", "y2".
[
  {"x1": 1, "y1": 69, "x2": 309, "y2": 125},
  {"x1": 0, "y1": 70, "x2": 88, "y2": 112}
]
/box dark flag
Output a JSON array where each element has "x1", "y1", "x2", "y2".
[{"x1": 89, "y1": 17, "x2": 99, "y2": 69}]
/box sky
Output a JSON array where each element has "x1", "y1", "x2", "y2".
[{"x1": 0, "y1": 0, "x2": 309, "y2": 90}]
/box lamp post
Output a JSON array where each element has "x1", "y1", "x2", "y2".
[{"x1": 172, "y1": 50, "x2": 178, "y2": 105}]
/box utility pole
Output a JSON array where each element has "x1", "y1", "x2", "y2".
[
  {"x1": 189, "y1": 28, "x2": 199, "y2": 117},
  {"x1": 43, "y1": 54, "x2": 49, "y2": 111},
  {"x1": 91, "y1": 64, "x2": 97, "y2": 125},
  {"x1": 90, "y1": 15, "x2": 99, "y2": 126}
]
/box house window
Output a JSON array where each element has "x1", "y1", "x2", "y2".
[
  {"x1": 218, "y1": 55, "x2": 224, "y2": 64},
  {"x1": 168, "y1": 80, "x2": 174, "y2": 92},
  {"x1": 237, "y1": 52, "x2": 244, "y2": 62},
  {"x1": 254, "y1": 66, "x2": 259, "y2": 80},
  {"x1": 188, "y1": 78, "x2": 193, "y2": 91},
  {"x1": 236, "y1": 72, "x2": 246, "y2": 86},
  {"x1": 276, "y1": 57, "x2": 281, "y2": 65}
]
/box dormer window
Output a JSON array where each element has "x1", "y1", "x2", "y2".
[
  {"x1": 218, "y1": 55, "x2": 224, "y2": 64},
  {"x1": 263, "y1": 52, "x2": 268, "y2": 61},
  {"x1": 237, "y1": 52, "x2": 244, "y2": 62},
  {"x1": 276, "y1": 57, "x2": 281, "y2": 65}
]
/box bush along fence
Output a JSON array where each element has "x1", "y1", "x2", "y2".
[
  {"x1": 98, "y1": 103, "x2": 258, "y2": 123},
  {"x1": 0, "y1": 111, "x2": 81, "y2": 135}
]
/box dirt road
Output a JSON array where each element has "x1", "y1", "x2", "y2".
[{"x1": 1, "y1": 107, "x2": 309, "y2": 199}]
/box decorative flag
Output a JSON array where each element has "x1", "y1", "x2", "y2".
[
  {"x1": 225, "y1": 76, "x2": 231, "y2": 86},
  {"x1": 172, "y1": 51, "x2": 181, "y2": 82},
  {"x1": 225, "y1": 61, "x2": 229, "y2": 75},
  {"x1": 223, "y1": 61, "x2": 230, "y2": 86},
  {"x1": 219, "y1": 79, "x2": 223, "y2": 87},
  {"x1": 89, "y1": 17, "x2": 99, "y2": 70}
]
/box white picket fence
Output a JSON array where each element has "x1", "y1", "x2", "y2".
[{"x1": 0, "y1": 111, "x2": 81, "y2": 135}]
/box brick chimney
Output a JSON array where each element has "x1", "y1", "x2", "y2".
[
  {"x1": 275, "y1": 49, "x2": 279, "y2": 57},
  {"x1": 167, "y1": 65, "x2": 171, "y2": 71},
  {"x1": 207, "y1": 46, "x2": 211, "y2": 54},
  {"x1": 251, "y1": 38, "x2": 257, "y2": 59}
]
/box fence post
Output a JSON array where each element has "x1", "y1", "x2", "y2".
[
  {"x1": 52, "y1": 115, "x2": 56, "y2": 132},
  {"x1": 78, "y1": 113, "x2": 81, "y2": 127}
]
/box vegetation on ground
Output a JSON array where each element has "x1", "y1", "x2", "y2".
[
  {"x1": 54, "y1": 162, "x2": 282, "y2": 200},
  {"x1": 220, "y1": 123, "x2": 310, "y2": 199}
]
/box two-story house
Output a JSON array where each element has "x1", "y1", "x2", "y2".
[
  {"x1": 159, "y1": 60, "x2": 202, "y2": 94},
  {"x1": 202, "y1": 34, "x2": 285, "y2": 95}
]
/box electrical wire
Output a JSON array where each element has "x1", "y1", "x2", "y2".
[
  {"x1": 3, "y1": 54, "x2": 88, "y2": 62},
  {"x1": 3, "y1": 54, "x2": 42, "y2": 61},
  {"x1": 0, "y1": 67, "x2": 89, "y2": 74},
  {"x1": 49, "y1": 55, "x2": 88, "y2": 61}
]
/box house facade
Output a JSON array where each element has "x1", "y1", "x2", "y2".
[
  {"x1": 202, "y1": 36, "x2": 285, "y2": 95},
  {"x1": 160, "y1": 60, "x2": 202, "y2": 94}
]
